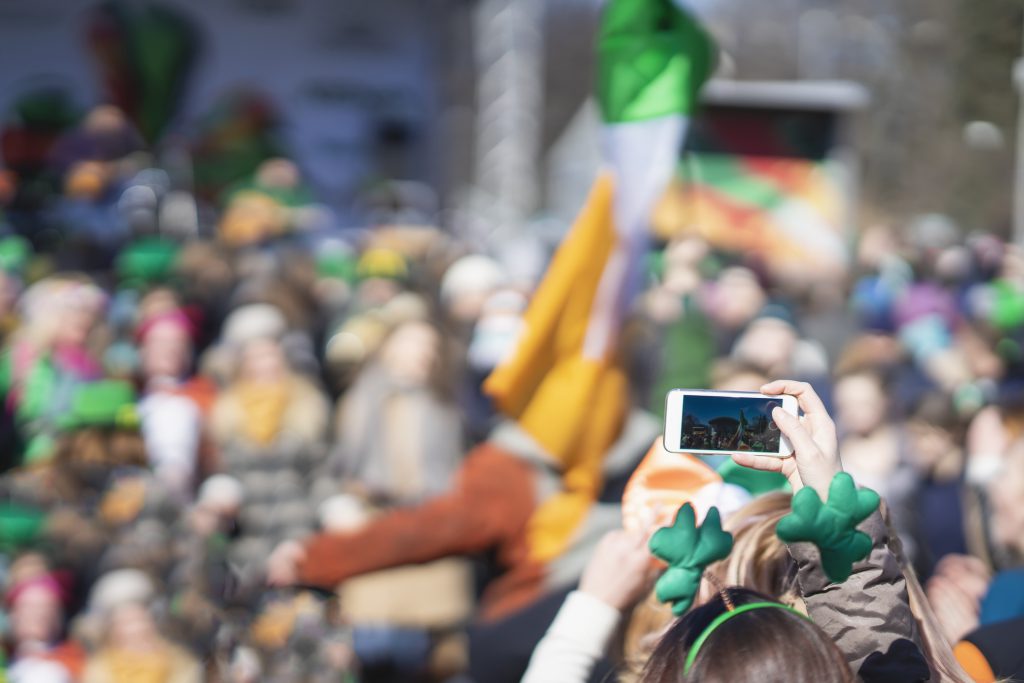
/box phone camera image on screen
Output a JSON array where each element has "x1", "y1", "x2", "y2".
[{"x1": 680, "y1": 395, "x2": 783, "y2": 453}]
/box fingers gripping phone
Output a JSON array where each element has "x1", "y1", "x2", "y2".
[{"x1": 664, "y1": 389, "x2": 798, "y2": 457}]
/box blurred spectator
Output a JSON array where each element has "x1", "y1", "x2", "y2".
[{"x1": 81, "y1": 569, "x2": 201, "y2": 683}]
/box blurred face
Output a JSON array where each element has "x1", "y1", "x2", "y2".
[
  {"x1": 107, "y1": 603, "x2": 160, "y2": 651},
  {"x1": 448, "y1": 290, "x2": 491, "y2": 324},
  {"x1": 357, "y1": 278, "x2": 401, "y2": 309},
  {"x1": 380, "y1": 321, "x2": 439, "y2": 388},
  {"x1": 713, "y1": 371, "x2": 769, "y2": 393},
  {"x1": 906, "y1": 421, "x2": 957, "y2": 472},
  {"x1": 706, "y1": 268, "x2": 766, "y2": 330},
  {"x1": 990, "y1": 445, "x2": 1024, "y2": 554},
  {"x1": 54, "y1": 306, "x2": 97, "y2": 348},
  {"x1": 141, "y1": 320, "x2": 192, "y2": 380},
  {"x1": 732, "y1": 319, "x2": 797, "y2": 375},
  {"x1": 834, "y1": 374, "x2": 888, "y2": 436},
  {"x1": 10, "y1": 585, "x2": 62, "y2": 645},
  {"x1": 0, "y1": 273, "x2": 20, "y2": 316},
  {"x1": 239, "y1": 338, "x2": 288, "y2": 383}
]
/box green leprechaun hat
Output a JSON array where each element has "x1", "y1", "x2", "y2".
[
  {"x1": 58, "y1": 381, "x2": 140, "y2": 431},
  {"x1": 0, "y1": 502, "x2": 45, "y2": 552},
  {"x1": 115, "y1": 237, "x2": 181, "y2": 289}
]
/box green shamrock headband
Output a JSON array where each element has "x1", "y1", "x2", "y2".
[
  {"x1": 775, "y1": 472, "x2": 880, "y2": 583},
  {"x1": 649, "y1": 503, "x2": 733, "y2": 616},
  {"x1": 649, "y1": 472, "x2": 881, "y2": 669}
]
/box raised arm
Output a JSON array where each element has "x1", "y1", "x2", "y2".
[{"x1": 739, "y1": 380, "x2": 930, "y2": 681}]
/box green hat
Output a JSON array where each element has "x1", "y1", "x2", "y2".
[
  {"x1": 0, "y1": 502, "x2": 45, "y2": 551},
  {"x1": 59, "y1": 381, "x2": 139, "y2": 431},
  {"x1": 316, "y1": 247, "x2": 357, "y2": 283},
  {"x1": 0, "y1": 236, "x2": 32, "y2": 275},
  {"x1": 116, "y1": 238, "x2": 180, "y2": 288},
  {"x1": 989, "y1": 279, "x2": 1024, "y2": 331}
]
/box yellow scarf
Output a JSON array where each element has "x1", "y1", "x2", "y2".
[
  {"x1": 98, "y1": 648, "x2": 172, "y2": 683},
  {"x1": 234, "y1": 380, "x2": 290, "y2": 446}
]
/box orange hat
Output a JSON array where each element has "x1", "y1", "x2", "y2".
[{"x1": 622, "y1": 439, "x2": 750, "y2": 541}]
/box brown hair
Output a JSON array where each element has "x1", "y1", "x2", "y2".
[
  {"x1": 51, "y1": 428, "x2": 148, "y2": 500},
  {"x1": 622, "y1": 493, "x2": 799, "y2": 676},
  {"x1": 638, "y1": 587, "x2": 854, "y2": 683},
  {"x1": 625, "y1": 493, "x2": 968, "y2": 682},
  {"x1": 884, "y1": 511, "x2": 975, "y2": 683}
]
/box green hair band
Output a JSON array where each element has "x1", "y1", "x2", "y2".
[{"x1": 684, "y1": 601, "x2": 810, "y2": 673}]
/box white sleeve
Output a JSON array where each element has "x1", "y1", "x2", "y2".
[{"x1": 520, "y1": 591, "x2": 622, "y2": 683}]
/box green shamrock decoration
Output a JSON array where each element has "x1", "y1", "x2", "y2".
[
  {"x1": 775, "y1": 472, "x2": 880, "y2": 583},
  {"x1": 649, "y1": 503, "x2": 733, "y2": 615}
]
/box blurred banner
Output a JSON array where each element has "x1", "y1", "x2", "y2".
[{"x1": 653, "y1": 81, "x2": 868, "y2": 285}]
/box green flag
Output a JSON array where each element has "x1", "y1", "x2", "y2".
[{"x1": 597, "y1": 0, "x2": 716, "y2": 123}]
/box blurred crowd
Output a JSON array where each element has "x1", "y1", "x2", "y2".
[{"x1": 0, "y1": 99, "x2": 1022, "y2": 683}]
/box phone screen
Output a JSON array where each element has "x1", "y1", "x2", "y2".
[{"x1": 679, "y1": 394, "x2": 783, "y2": 453}]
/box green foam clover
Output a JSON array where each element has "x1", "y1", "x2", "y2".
[
  {"x1": 775, "y1": 472, "x2": 880, "y2": 583},
  {"x1": 649, "y1": 503, "x2": 733, "y2": 616}
]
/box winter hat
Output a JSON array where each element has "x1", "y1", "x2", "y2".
[
  {"x1": 221, "y1": 303, "x2": 288, "y2": 347},
  {"x1": 893, "y1": 282, "x2": 958, "y2": 330},
  {"x1": 0, "y1": 502, "x2": 46, "y2": 552},
  {"x1": 5, "y1": 572, "x2": 68, "y2": 609},
  {"x1": 88, "y1": 568, "x2": 155, "y2": 615},
  {"x1": 356, "y1": 248, "x2": 408, "y2": 282},
  {"x1": 20, "y1": 277, "x2": 107, "y2": 322},
  {"x1": 324, "y1": 314, "x2": 389, "y2": 366},
  {"x1": 439, "y1": 255, "x2": 506, "y2": 305},
  {"x1": 198, "y1": 474, "x2": 245, "y2": 511},
  {"x1": 116, "y1": 237, "x2": 180, "y2": 289},
  {"x1": 135, "y1": 308, "x2": 196, "y2": 345},
  {"x1": 622, "y1": 439, "x2": 750, "y2": 539},
  {"x1": 753, "y1": 302, "x2": 797, "y2": 330},
  {"x1": 315, "y1": 240, "x2": 358, "y2": 283}
]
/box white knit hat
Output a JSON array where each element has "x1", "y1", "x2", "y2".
[
  {"x1": 198, "y1": 474, "x2": 245, "y2": 509},
  {"x1": 221, "y1": 303, "x2": 288, "y2": 346},
  {"x1": 440, "y1": 255, "x2": 507, "y2": 304},
  {"x1": 89, "y1": 568, "x2": 155, "y2": 615}
]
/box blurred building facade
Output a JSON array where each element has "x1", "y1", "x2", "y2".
[{"x1": 0, "y1": 0, "x2": 1020, "y2": 235}]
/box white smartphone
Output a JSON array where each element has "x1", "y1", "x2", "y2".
[{"x1": 663, "y1": 389, "x2": 798, "y2": 457}]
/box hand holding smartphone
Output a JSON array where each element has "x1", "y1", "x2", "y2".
[
  {"x1": 664, "y1": 389, "x2": 798, "y2": 457},
  {"x1": 664, "y1": 380, "x2": 843, "y2": 497}
]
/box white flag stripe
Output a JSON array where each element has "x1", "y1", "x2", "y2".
[{"x1": 582, "y1": 115, "x2": 689, "y2": 360}]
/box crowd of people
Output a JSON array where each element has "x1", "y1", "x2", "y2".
[{"x1": 0, "y1": 97, "x2": 1022, "y2": 683}]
